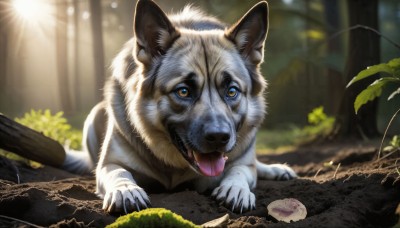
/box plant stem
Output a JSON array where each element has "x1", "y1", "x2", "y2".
[{"x1": 378, "y1": 107, "x2": 400, "y2": 159}]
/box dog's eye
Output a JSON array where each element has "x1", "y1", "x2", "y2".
[
  {"x1": 226, "y1": 86, "x2": 239, "y2": 98},
  {"x1": 176, "y1": 87, "x2": 190, "y2": 98}
]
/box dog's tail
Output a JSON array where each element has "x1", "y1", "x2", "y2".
[
  {"x1": 256, "y1": 160, "x2": 297, "y2": 180},
  {"x1": 62, "y1": 103, "x2": 106, "y2": 174},
  {"x1": 62, "y1": 149, "x2": 94, "y2": 175}
]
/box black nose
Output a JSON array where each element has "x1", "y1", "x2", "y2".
[{"x1": 204, "y1": 126, "x2": 231, "y2": 149}]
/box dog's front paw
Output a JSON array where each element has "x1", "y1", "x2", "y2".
[
  {"x1": 212, "y1": 184, "x2": 255, "y2": 213},
  {"x1": 257, "y1": 162, "x2": 297, "y2": 180},
  {"x1": 103, "y1": 184, "x2": 151, "y2": 214}
]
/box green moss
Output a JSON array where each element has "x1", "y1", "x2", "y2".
[{"x1": 106, "y1": 208, "x2": 200, "y2": 228}]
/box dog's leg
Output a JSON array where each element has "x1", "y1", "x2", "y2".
[
  {"x1": 96, "y1": 120, "x2": 151, "y2": 214},
  {"x1": 96, "y1": 164, "x2": 150, "y2": 213},
  {"x1": 256, "y1": 160, "x2": 297, "y2": 180},
  {"x1": 211, "y1": 165, "x2": 256, "y2": 213}
]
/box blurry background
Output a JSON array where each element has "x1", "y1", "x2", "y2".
[{"x1": 0, "y1": 0, "x2": 399, "y2": 150}]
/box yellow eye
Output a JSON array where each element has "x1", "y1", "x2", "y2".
[
  {"x1": 176, "y1": 87, "x2": 190, "y2": 98},
  {"x1": 226, "y1": 87, "x2": 239, "y2": 98}
]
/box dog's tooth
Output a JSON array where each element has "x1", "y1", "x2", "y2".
[
  {"x1": 193, "y1": 151, "x2": 199, "y2": 160},
  {"x1": 188, "y1": 150, "x2": 194, "y2": 159}
]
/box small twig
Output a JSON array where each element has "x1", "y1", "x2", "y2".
[
  {"x1": 0, "y1": 215, "x2": 44, "y2": 228},
  {"x1": 0, "y1": 180, "x2": 12, "y2": 186},
  {"x1": 87, "y1": 220, "x2": 95, "y2": 227},
  {"x1": 394, "y1": 159, "x2": 400, "y2": 177},
  {"x1": 329, "y1": 25, "x2": 400, "y2": 50},
  {"x1": 333, "y1": 163, "x2": 341, "y2": 179},
  {"x1": 377, "y1": 164, "x2": 400, "y2": 170},
  {"x1": 314, "y1": 168, "x2": 322, "y2": 178},
  {"x1": 374, "y1": 148, "x2": 400, "y2": 164},
  {"x1": 308, "y1": 24, "x2": 400, "y2": 55},
  {"x1": 377, "y1": 107, "x2": 400, "y2": 159},
  {"x1": 342, "y1": 175, "x2": 352, "y2": 183}
]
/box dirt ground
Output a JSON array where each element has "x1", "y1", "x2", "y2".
[{"x1": 0, "y1": 141, "x2": 399, "y2": 227}]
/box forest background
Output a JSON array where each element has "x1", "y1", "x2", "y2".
[{"x1": 0, "y1": 0, "x2": 399, "y2": 150}]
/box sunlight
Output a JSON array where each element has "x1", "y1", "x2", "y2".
[
  {"x1": 1, "y1": 0, "x2": 56, "y2": 56},
  {"x1": 12, "y1": 0, "x2": 52, "y2": 24},
  {"x1": 13, "y1": 0, "x2": 40, "y2": 20}
]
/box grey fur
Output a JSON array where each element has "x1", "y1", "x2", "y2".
[{"x1": 63, "y1": 0, "x2": 296, "y2": 214}]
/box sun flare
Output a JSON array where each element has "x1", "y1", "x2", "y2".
[{"x1": 12, "y1": 0, "x2": 52, "y2": 23}]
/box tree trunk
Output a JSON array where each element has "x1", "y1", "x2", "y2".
[
  {"x1": 89, "y1": 0, "x2": 105, "y2": 102},
  {"x1": 73, "y1": 0, "x2": 81, "y2": 110},
  {"x1": 0, "y1": 114, "x2": 66, "y2": 167},
  {"x1": 0, "y1": 0, "x2": 9, "y2": 112},
  {"x1": 323, "y1": 0, "x2": 344, "y2": 115},
  {"x1": 56, "y1": 1, "x2": 73, "y2": 113},
  {"x1": 334, "y1": 0, "x2": 380, "y2": 139}
]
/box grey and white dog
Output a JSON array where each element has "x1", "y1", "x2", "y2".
[{"x1": 63, "y1": 0, "x2": 296, "y2": 214}]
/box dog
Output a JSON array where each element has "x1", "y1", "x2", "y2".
[{"x1": 62, "y1": 0, "x2": 296, "y2": 214}]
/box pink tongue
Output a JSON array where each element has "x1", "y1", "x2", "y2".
[{"x1": 194, "y1": 152, "x2": 226, "y2": 177}]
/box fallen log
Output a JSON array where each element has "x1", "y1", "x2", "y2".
[{"x1": 0, "y1": 113, "x2": 66, "y2": 167}]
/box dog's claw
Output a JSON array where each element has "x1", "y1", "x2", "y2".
[
  {"x1": 212, "y1": 184, "x2": 255, "y2": 214},
  {"x1": 257, "y1": 163, "x2": 297, "y2": 180},
  {"x1": 238, "y1": 198, "x2": 244, "y2": 214},
  {"x1": 103, "y1": 184, "x2": 150, "y2": 214},
  {"x1": 123, "y1": 199, "x2": 128, "y2": 214},
  {"x1": 135, "y1": 201, "x2": 140, "y2": 212},
  {"x1": 281, "y1": 172, "x2": 290, "y2": 180}
]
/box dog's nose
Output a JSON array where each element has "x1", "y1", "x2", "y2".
[{"x1": 204, "y1": 126, "x2": 230, "y2": 148}]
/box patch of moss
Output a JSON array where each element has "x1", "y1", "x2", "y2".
[{"x1": 106, "y1": 208, "x2": 200, "y2": 228}]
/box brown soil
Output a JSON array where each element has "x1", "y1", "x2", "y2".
[{"x1": 0, "y1": 141, "x2": 399, "y2": 227}]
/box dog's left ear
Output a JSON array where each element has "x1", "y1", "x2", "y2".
[
  {"x1": 226, "y1": 1, "x2": 269, "y2": 65},
  {"x1": 134, "y1": 0, "x2": 180, "y2": 67}
]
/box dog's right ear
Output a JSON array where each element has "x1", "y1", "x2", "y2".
[{"x1": 134, "y1": 0, "x2": 180, "y2": 67}]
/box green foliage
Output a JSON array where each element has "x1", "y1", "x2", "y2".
[
  {"x1": 106, "y1": 208, "x2": 199, "y2": 228},
  {"x1": 389, "y1": 135, "x2": 400, "y2": 147},
  {"x1": 347, "y1": 58, "x2": 400, "y2": 114},
  {"x1": 256, "y1": 106, "x2": 335, "y2": 154},
  {"x1": 301, "y1": 106, "x2": 335, "y2": 140},
  {"x1": 15, "y1": 109, "x2": 82, "y2": 150},
  {"x1": 383, "y1": 135, "x2": 400, "y2": 152},
  {"x1": 0, "y1": 150, "x2": 42, "y2": 168},
  {"x1": 308, "y1": 106, "x2": 328, "y2": 125},
  {"x1": 256, "y1": 127, "x2": 300, "y2": 154}
]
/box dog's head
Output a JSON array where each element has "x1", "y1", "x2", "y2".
[{"x1": 127, "y1": 0, "x2": 268, "y2": 176}]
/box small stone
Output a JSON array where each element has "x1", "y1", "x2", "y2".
[{"x1": 267, "y1": 198, "x2": 307, "y2": 223}]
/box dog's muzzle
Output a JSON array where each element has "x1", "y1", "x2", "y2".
[{"x1": 169, "y1": 128, "x2": 229, "y2": 177}]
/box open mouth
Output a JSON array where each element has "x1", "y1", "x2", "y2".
[{"x1": 170, "y1": 129, "x2": 228, "y2": 177}]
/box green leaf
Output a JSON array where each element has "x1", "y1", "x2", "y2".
[
  {"x1": 388, "y1": 87, "x2": 400, "y2": 100},
  {"x1": 387, "y1": 58, "x2": 400, "y2": 68},
  {"x1": 347, "y1": 63, "x2": 393, "y2": 88},
  {"x1": 307, "y1": 106, "x2": 328, "y2": 125},
  {"x1": 354, "y1": 78, "x2": 394, "y2": 114}
]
